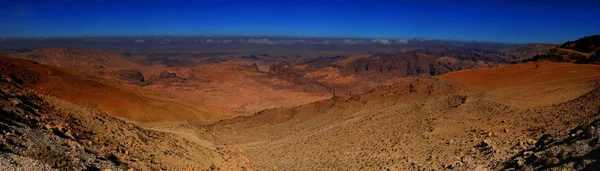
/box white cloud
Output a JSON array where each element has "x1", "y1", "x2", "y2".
[
  {"x1": 343, "y1": 39, "x2": 360, "y2": 45},
  {"x1": 372, "y1": 39, "x2": 391, "y2": 45},
  {"x1": 395, "y1": 39, "x2": 408, "y2": 44},
  {"x1": 218, "y1": 39, "x2": 232, "y2": 43},
  {"x1": 247, "y1": 38, "x2": 278, "y2": 45}
]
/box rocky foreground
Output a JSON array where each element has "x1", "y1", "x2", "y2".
[{"x1": 0, "y1": 75, "x2": 248, "y2": 170}]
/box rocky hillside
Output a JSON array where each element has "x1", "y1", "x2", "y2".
[
  {"x1": 524, "y1": 35, "x2": 600, "y2": 63},
  {"x1": 202, "y1": 62, "x2": 600, "y2": 170},
  {"x1": 11, "y1": 47, "x2": 148, "y2": 85},
  {"x1": 0, "y1": 74, "x2": 249, "y2": 170}
]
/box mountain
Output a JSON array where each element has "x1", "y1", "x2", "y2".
[
  {"x1": 524, "y1": 35, "x2": 600, "y2": 63},
  {"x1": 267, "y1": 46, "x2": 552, "y2": 96}
]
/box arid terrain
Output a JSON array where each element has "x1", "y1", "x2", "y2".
[{"x1": 1, "y1": 35, "x2": 599, "y2": 170}]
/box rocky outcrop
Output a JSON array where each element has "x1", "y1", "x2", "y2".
[
  {"x1": 504, "y1": 84, "x2": 600, "y2": 170},
  {"x1": 156, "y1": 70, "x2": 186, "y2": 83},
  {"x1": 158, "y1": 70, "x2": 179, "y2": 79},
  {"x1": 523, "y1": 35, "x2": 600, "y2": 63},
  {"x1": 341, "y1": 48, "x2": 512, "y2": 77},
  {"x1": 268, "y1": 62, "x2": 307, "y2": 84},
  {"x1": 241, "y1": 63, "x2": 260, "y2": 72},
  {"x1": 118, "y1": 69, "x2": 145, "y2": 83}
]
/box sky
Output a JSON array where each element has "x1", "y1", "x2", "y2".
[{"x1": 0, "y1": 0, "x2": 599, "y2": 43}]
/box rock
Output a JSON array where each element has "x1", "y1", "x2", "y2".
[
  {"x1": 461, "y1": 156, "x2": 473, "y2": 164},
  {"x1": 526, "y1": 139, "x2": 537, "y2": 145},
  {"x1": 158, "y1": 71, "x2": 179, "y2": 79},
  {"x1": 118, "y1": 69, "x2": 145, "y2": 83},
  {"x1": 474, "y1": 165, "x2": 488, "y2": 171},
  {"x1": 64, "y1": 131, "x2": 73, "y2": 138},
  {"x1": 535, "y1": 134, "x2": 552, "y2": 148},
  {"x1": 476, "y1": 139, "x2": 496, "y2": 154},
  {"x1": 44, "y1": 124, "x2": 52, "y2": 130},
  {"x1": 546, "y1": 157, "x2": 560, "y2": 165},
  {"x1": 10, "y1": 98, "x2": 21, "y2": 105},
  {"x1": 515, "y1": 157, "x2": 524, "y2": 167},
  {"x1": 503, "y1": 129, "x2": 509, "y2": 133}
]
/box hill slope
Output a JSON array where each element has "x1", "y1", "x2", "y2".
[
  {"x1": 0, "y1": 57, "x2": 235, "y2": 121},
  {"x1": 0, "y1": 74, "x2": 248, "y2": 170},
  {"x1": 199, "y1": 62, "x2": 600, "y2": 170},
  {"x1": 524, "y1": 35, "x2": 600, "y2": 63}
]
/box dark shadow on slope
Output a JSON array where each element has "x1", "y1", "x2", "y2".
[{"x1": 504, "y1": 107, "x2": 600, "y2": 170}]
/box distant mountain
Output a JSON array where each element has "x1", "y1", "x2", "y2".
[
  {"x1": 523, "y1": 35, "x2": 600, "y2": 63},
  {"x1": 268, "y1": 46, "x2": 551, "y2": 95}
]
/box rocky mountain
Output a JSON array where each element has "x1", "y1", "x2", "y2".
[
  {"x1": 524, "y1": 35, "x2": 600, "y2": 63},
  {"x1": 267, "y1": 46, "x2": 552, "y2": 96}
]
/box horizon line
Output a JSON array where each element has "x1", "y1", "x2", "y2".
[{"x1": 0, "y1": 34, "x2": 548, "y2": 45}]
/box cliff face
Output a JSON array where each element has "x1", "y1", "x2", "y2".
[{"x1": 341, "y1": 50, "x2": 494, "y2": 77}]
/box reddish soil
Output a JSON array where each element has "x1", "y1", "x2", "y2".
[
  {"x1": 0, "y1": 57, "x2": 236, "y2": 121},
  {"x1": 440, "y1": 62, "x2": 600, "y2": 90}
]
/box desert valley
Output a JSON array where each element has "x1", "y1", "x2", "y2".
[{"x1": 0, "y1": 34, "x2": 599, "y2": 170}]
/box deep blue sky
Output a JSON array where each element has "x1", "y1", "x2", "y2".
[{"x1": 1, "y1": 0, "x2": 599, "y2": 43}]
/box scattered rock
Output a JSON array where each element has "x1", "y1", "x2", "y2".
[
  {"x1": 10, "y1": 98, "x2": 21, "y2": 105},
  {"x1": 476, "y1": 139, "x2": 496, "y2": 154},
  {"x1": 546, "y1": 157, "x2": 560, "y2": 165},
  {"x1": 461, "y1": 156, "x2": 473, "y2": 164}
]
